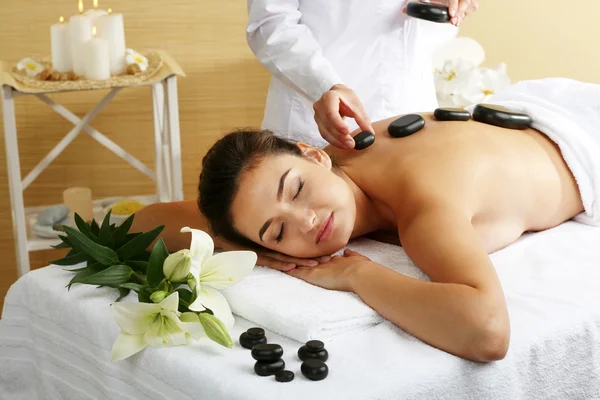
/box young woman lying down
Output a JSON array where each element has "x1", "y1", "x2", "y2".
[{"x1": 132, "y1": 79, "x2": 600, "y2": 363}]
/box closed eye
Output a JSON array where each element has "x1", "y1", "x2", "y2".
[
  {"x1": 293, "y1": 179, "x2": 304, "y2": 200},
  {"x1": 276, "y1": 222, "x2": 284, "y2": 243}
]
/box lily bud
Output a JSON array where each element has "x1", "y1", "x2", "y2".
[
  {"x1": 163, "y1": 249, "x2": 192, "y2": 283},
  {"x1": 150, "y1": 290, "x2": 168, "y2": 303},
  {"x1": 198, "y1": 313, "x2": 233, "y2": 348}
]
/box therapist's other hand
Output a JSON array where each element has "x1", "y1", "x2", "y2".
[
  {"x1": 215, "y1": 235, "x2": 332, "y2": 272},
  {"x1": 402, "y1": 0, "x2": 478, "y2": 26},
  {"x1": 313, "y1": 84, "x2": 374, "y2": 150}
]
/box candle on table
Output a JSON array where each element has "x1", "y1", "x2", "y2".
[
  {"x1": 83, "y1": 26, "x2": 110, "y2": 80},
  {"x1": 83, "y1": 0, "x2": 108, "y2": 22},
  {"x1": 96, "y1": 9, "x2": 127, "y2": 75},
  {"x1": 69, "y1": 0, "x2": 92, "y2": 76},
  {"x1": 50, "y1": 16, "x2": 73, "y2": 72},
  {"x1": 63, "y1": 187, "x2": 93, "y2": 222}
]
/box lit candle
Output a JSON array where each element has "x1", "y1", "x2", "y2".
[
  {"x1": 96, "y1": 10, "x2": 126, "y2": 75},
  {"x1": 69, "y1": 0, "x2": 93, "y2": 76},
  {"x1": 83, "y1": 26, "x2": 110, "y2": 80},
  {"x1": 84, "y1": 0, "x2": 108, "y2": 22},
  {"x1": 51, "y1": 16, "x2": 73, "y2": 72}
]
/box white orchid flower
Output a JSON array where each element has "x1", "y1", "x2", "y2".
[
  {"x1": 16, "y1": 57, "x2": 44, "y2": 77},
  {"x1": 180, "y1": 227, "x2": 257, "y2": 330},
  {"x1": 125, "y1": 49, "x2": 148, "y2": 72},
  {"x1": 478, "y1": 63, "x2": 511, "y2": 101},
  {"x1": 111, "y1": 292, "x2": 191, "y2": 361}
]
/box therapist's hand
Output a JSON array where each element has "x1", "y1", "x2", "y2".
[
  {"x1": 313, "y1": 84, "x2": 374, "y2": 150},
  {"x1": 215, "y1": 236, "x2": 332, "y2": 272},
  {"x1": 402, "y1": 0, "x2": 478, "y2": 26}
]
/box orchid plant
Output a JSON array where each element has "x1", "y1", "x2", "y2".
[{"x1": 51, "y1": 212, "x2": 256, "y2": 362}]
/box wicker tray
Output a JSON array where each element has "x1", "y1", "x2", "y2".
[{"x1": 10, "y1": 50, "x2": 162, "y2": 91}]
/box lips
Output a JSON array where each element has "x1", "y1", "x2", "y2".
[{"x1": 316, "y1": 213, "x2": 334, "y2": 244}]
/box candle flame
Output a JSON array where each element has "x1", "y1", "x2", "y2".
[
  {"x1": 93, "y1": 0, "x2": 98, "y2": 9},
  {"x1": 78, "y1": 0, "x2": 83, "y2": 13},
  {"x1": 92, "y1": 26, "x2": 96, "y2": 37},
  {"x1": 59, "y1": 16, "x2": 64, "y2": 24},
  {"x1": 108, "y1": 8, "x2": 112, "y2": 14}
]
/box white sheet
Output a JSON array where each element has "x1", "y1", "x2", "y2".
[{"x1": 2, "y1": 221, "x2": 600, "y2": 400}]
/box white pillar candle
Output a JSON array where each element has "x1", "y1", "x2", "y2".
[
  {"x1": 96, "y1": 12, "x2": 127, "y2": 75},
  {"x1": 50, "y1": 16, "x2": 72, "y2": 72},
  {"x1": 83, "y1": 0, "x2": 108, "y2": 23},
  {"x1": 69, "y1": 14, "x2": 93, "y2": 76},
  {"x1": 83, "y1": 27, "x2": 110, "y2": 80}
]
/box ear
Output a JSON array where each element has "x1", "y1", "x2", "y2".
[{"x1": 296, "y1": 142, "x2": 332, "y2": 170}]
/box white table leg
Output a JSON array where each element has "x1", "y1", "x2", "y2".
[
  {"x1": 152, "y1": 82, "x2": 169, "y2": 202},
  {"x1": 166, "y1": 76, "x2": 184, "y2": 201},
  {"x1": 2, "y1": 86, "x2": 30, "y2": 276}
]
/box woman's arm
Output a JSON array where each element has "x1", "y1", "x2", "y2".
[
  {"x1": 246, "y1": 0, "x2": 342, "y2": 103},
  {"x1": 288, "y1": 205, "x2": 510, "y2": 362}
]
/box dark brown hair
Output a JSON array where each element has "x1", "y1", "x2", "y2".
[{"x1": 198, "y1": 129, "x2": 302, "y2": 248}]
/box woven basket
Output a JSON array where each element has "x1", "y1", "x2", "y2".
[{"x1": 10, "y1": 50, "x2": 162, "y2": 91}]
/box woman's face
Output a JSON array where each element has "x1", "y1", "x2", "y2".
[{"x1": 230, "y1": 145, "x2": 356, "y2": 258}]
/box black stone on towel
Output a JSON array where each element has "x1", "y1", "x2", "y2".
[
  {"x1": 239, "y1": 331, "x2": 267, "y2": 349},
  {"x1": 298, "y1": 340, "x2": 329, "y2": 362},
  {"x1": 251, "y1": 344, "x2": 284, "y2": 361},
  {"x1": 275, "y1": 370, "x2": 295, "y2": 383},
  {"x1": 246, "y1": 327, "x2": 265, "y2": 339},
  {"x1": 353, "y1": 131, "x2": 375, "y2": 150},
  {"x1": 301, "y1": 359, "x2": 329, "y2": 381},
  {"x1": 254, "y1": 359, "x2": 286, "y2": 376}
]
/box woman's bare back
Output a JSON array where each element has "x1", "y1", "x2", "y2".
[{"x1": 329, "y1": 113, "x2": 584, "y2": 253}]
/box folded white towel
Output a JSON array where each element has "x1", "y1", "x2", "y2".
[
  {"x1": 467, "y1": 78, "x2": 600, "y2": 225},
  {"x1": 223, "y1": 238, "x2": 429, "y2": 343}
]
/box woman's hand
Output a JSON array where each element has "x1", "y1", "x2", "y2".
[
  {"x1": 402, "y1": 0, "x2": 479, "y2": 26},
  {"x1": 215, "y1": 236, "x2": 331, "y2": 272},
  {"x1": 313, "y1": 84, "x2": 374, "y2": 150},
  {"x1": 286, "y1": 249, "x2": 372, "y2": 292}
]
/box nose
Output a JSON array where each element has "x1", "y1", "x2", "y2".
[{"x1": 290, "y1": 207, "x2": 317, "y2": 234}]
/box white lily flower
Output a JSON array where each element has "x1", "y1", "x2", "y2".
[
  {"x1": 125, "y1": 50, "x2": 148, "y2": 72},
  {"x1": 163, "y1": 249, "x2": 192, "y2": 283},
  {"x1": 16, "y1": 57, "x2": 44, "y2": 77},
  {"x1": 111, "y1": 292, "x2": 188, "y2": 361},
  {"x1": 180, "y1": 227, "x2": 257, "y2": 330}
]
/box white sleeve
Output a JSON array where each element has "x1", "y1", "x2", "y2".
[{"x1": 246, "y1": 0, "x2": 344, "y2": 103}]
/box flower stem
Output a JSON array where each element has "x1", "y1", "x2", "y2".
[{"x1": 132, "y1": 271, "x2": 148, "y2": 285}]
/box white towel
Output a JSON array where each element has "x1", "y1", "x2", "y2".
[
  {"x1": 467, "y1": 78, "x2": 600, "y2": 225},
  {"x1": 223, "y1": 238, "x2": 429, "y2": 343}
]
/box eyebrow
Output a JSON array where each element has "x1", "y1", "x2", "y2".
[{"x1": 259, "y1": 168, "x2": 291, "y2": 242}]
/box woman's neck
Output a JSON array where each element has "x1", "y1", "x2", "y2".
[{"x1": 332, "y1": 165, "x2": 394, "y2": 239}]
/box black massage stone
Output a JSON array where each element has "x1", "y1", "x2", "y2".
[
  {"x1": 433, "y1": 107, "x2": 471, "y2": 121},
  {"x1": 254, "y1": 359, "x2": 286, "y2": 376},
  {"x1": 240, "y1": 329, "x2": 267, "y2": 350},
  {"x1": 406, "y1": 1, "x2": 450, "y2": 23},
  {"x1": 251, "y1": 343, "x2": 284, "y2": 361},
  {"x1": 275, "y1": 370, "x2": 295, "y2": 383},
  {"x1": 298, "y1": 340, "x2": 329, "y2": 362},
  {"x1": 301, "y1": 359, "x2": 329, "y2": 381},
  {"x1": 388, "y1": 114, "x2": 425, "y2": 138},
  {"x1": 472, "y1": 104, "x2": 532, "y2": 130},
  {"x1": 353, "y1": 131, "x2": 375, "y2": 150}
]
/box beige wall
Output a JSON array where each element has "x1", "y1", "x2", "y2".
[
  {"x1": 460, "y1": 0, "x2": 600, "y2": 83},
  {"x1": 1, "y1": 0, "x2": 598, "y2": 312}
]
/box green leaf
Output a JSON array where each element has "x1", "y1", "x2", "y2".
[
  {"x1": 119, "y1": 282, "x2": 150, "y2": 293},
  {"x1": 63, "y1": 265, "x2": 89, "y2": 272},
  {"x1": 115, "y1": 287, "x2": 130, "y2": 302},
  {"x1": 99, "y1": 210, "x2": 115, "y2": 248},
  {"x1": 131, "y1": 250, "x2": 151, "y2": 262},
  {"x1": 117, "y1": 225, "x2": 164, "y2": 261},
  {"x1": 62, "y1": 226, "x2": 119, "y2": 266},
  {"x1": 112, "y1": 213, "x2": 135, "y2": 247},
  {"x1": 90, "y1": 219, "x2": 100, "y2": 236},
  {"x1": 67, "y1": 263, "x2": 105, "y2": 289},
  {"x1": 147, "y1": 238, "x2": 168, "y2": 288},
  {"x1": 69, "y1": 264, "x2": 133, "y2": 287},
  {"x1": 125, "y1": 260, "x2": 148, "y2": 273},
  {"x1": 74, "y1": 213, "x2": 98, "y2": 241},
  {"x1": 176, "y1": 288, "x2": 193, "y2": 312},
  {"x1": 51, "y1": 241, "x2": 71, "y2": 250},
  {"x1": 137, "y1": 289, "x2": 151, "y2": 303},
  {"x1": 198, "y1": 313, "x2": 233, "y2": 348},
  {"x1": 50, "y1": 251, "x2": 89, "y2": 266},
  {"x1": 65, "y1": 248, "x2": 79, "y2": 257}
]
